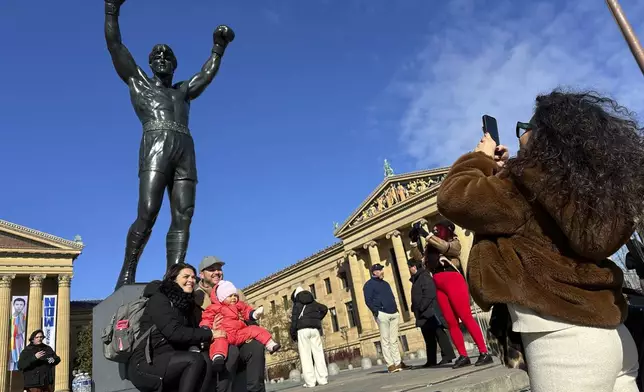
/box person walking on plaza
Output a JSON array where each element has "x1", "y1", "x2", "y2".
[
  {"x1": 363, "y1": 263, "x2": 408, "y2": 373},
  {"x1": 437, "y1": 89, "x2": 642, "y2": 392},
  {"x1": 290, "y1": 286, "x2": 329, "y2": 388},
  {"x1": 408, "y1": 259, "x2": 456, "y2": 367},
  {"x1": 411, "y1": 221, "x2": 492, "y2": 368}
]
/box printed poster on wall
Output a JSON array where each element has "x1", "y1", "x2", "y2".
[
  {"x1": 42, "y1": 295, "x2": 58, "y2": 351},
  {"x1": 9, "y1": 295, "x2": 28, "y2": 371}
]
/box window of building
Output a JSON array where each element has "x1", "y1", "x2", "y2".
[
  {"x1": 270, "y1": 300, "x2": 276, "y2": 313},
  {"x1": 324, "y1": 278, "x2": 332, "y2": 294},
  {"x1": 399, "y1": 335, "x2": 409, "y2": 352},
  {"x1": 374, "y1": 341, "x2": 382, "y2": 357},
  {"x1": 273, "y1": 327, "x2": 280, "y2": 344},
  {"x1": 339, "y1": 272, "x2": 349, "y2": 290},
  {"x1": 309, "y1": 284, "x2": 317, "y2": 299},
  {"x1": 329, "y1": 307, "x2": 339, "y2": 332},
  {"x1": 345, "y1": 301, "x2": 357, "y2": 328},
  {"x1": 282, "y1": 295, "x2": 289, "y2": 310}
]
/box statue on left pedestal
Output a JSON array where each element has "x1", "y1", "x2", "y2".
[{"x1": 104, "y1": 0, "x2": 235, "y2": 290}]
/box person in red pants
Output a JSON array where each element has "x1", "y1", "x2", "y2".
[
  {"x1": 411, "y1": 220, "x2": 492, "y2": 369},
  {"x1": 199, "y1": 280, "x2": 281, "y2": 372}
]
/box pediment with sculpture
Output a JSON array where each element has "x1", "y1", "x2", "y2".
[{"x1": 335, "y1": 168, "x2": 449, "y2": 235}]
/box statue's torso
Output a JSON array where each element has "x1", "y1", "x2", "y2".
[{"x1": 128, "y1": 68, "x2": 190, "y2": 127}]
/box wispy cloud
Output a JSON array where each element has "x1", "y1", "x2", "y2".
[{"x1": 388, "y1": 0, "x2": 644, "y2": 168}]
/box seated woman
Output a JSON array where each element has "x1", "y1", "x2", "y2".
[
  {"x1": 437, "y1": 90, "x2": 642, "y2": 391},
  {"x1": 128, "y1": 263, "x2": 215, "y2": 392}
]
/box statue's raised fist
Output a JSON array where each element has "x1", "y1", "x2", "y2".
[
  {"x1": 105, "y1": 0, "x2": 126, "y2": 7},
  {"x1": 213, "y1": 25, "x2": 235, "y2": 47}
]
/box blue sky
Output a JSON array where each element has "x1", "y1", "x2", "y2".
[{"x1": 1, "y1": 0, "x2": 643, "y2": 300}]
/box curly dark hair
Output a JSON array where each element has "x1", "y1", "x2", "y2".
[{"x1": 505, "y1": 89, "x2": 644, "y2": 226}]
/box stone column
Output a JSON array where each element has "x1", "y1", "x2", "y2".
[
  {"x1": 27, "y1": 274, "x2": 46, "y2": 335},
  {"x1": 55, "y1": 274, "x2": 72, "y2": 392},
  {"x1": 0, "y1": 274, "x2": 15, "y2": 392},
  {"x1": 454, "y1": 225, "x2": 473, "y2": 278},
  {"x1": 363, "y1": 241, "x2": 403, "y2": 316},
  {"x1": 346, "y1": 250, "x2": 374, "y2": 332},
  {"x1": 386, "y1": 230, "x2": 413, "y2": 311}
]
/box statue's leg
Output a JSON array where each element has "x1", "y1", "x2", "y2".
[
  {"x1": 115, "y1": 171, "x2": 168, "y2": 290},
  {"x1": 166, "y1": 179, "x2": 196, "y2": 268}
]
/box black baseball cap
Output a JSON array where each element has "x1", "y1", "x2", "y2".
[
  {"x1": 370, "y1": 263, "x2": 385, "y2": 274},
  {"x1": 407, "y1": 259, "x2": 422, "y2": 268}
]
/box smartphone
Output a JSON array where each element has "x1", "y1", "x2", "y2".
[{"x1": 482, "y1": 115, "x2": 500, "y2": 146}]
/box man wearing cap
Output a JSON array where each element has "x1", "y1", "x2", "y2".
[
  {"x1": 195, "y1": 256, "x2": 266, "y2": 392},
  {"x1": 363, "y1": 263, "x2": 406, "y2": 373}
]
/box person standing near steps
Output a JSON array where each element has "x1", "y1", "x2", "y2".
[
  {"x1": 363, "y1": 263, "x2": 409, "y2": 373},
  {"x1": 290, "y1": 287, "x2": 329, "y2": 388}
]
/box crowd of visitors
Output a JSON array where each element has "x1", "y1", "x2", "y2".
[{"x1": 20, "y1": 87, "x2": 644, "y2": 392}]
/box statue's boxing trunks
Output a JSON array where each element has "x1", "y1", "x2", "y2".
[{"x1": 139, "y1": 120, "x2": 197, "y2": 182}]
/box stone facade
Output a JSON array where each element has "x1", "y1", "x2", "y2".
[
  {"x1": 242, "y1": 167, "x2": 477, "y2": 369},
  {"x1": 0, "y1": 219, "x2": 83, "y2": 392}
]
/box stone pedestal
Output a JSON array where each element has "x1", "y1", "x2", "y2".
[{"x1": 92, "y1": 284, "x2": 146, "y2": 392}]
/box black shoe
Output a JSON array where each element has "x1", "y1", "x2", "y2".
[
  {"x1": 268, "y1": 343, "x2": 281, "y2": 354},
  {"x1": 474, "y1": 353, "x2": 493, "y2": 366},
  {"x1": 451, "y1": 355, "x2": 471, "y2": 369},
  {"x1": 438, "y1": 357, "x2": 454, "y2": 365},
  {"x1": 421, "y1": 362, "x2": 436, "y2": 368},
  {"x1": 212, "y1": 356, "x2": 225, "y2": 373}
]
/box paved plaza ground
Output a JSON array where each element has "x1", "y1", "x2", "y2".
[{"x1": 266, "y1": 357, "x2": 530, "y2": 392}]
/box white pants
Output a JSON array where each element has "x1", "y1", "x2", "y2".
[
  {"x1": 297, "y1": 328, "x2": 328, "y2": 387},
  {"x1": 522, "y1": 324, "x2": 639, "y2": 392},
  {"x1": 376, "y1": 311, "x2": 401, "y2": 367}
]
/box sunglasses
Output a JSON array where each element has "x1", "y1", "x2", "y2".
[{"x1": 516, "y1": 121, "x2": 535, "y2": 139}]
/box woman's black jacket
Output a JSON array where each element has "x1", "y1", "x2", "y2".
[
  {"x1": 127, "y1": 280, "x2": 212, "y2": 392},
  {"x1": 410, "y1": 268, "x2": 445, "y2": 328},
  {"x1": 290, "y1": 290, "x2": 328, "y2": 342},
  {"x1": 18, "y1": 343, "x2": 60, "y2": 388}
]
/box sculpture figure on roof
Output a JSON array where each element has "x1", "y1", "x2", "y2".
[{"x1": 384, "y1": 159, "x2": 394, "y2": 177}]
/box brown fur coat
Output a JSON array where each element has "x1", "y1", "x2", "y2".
[{"x1": 437, "y1": 152, "x2": 630, "y2": 328}]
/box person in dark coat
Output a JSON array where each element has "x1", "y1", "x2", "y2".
[
  {"x1": 18, "y1": 329, "x2": 60, "y2": 392},
  {"x1": 127, "y1": 263, "x2": 215, "y2": 392},
  {"x1": 290, "y1": 287, "x2": 329, "y2": 388},
  {"x1": 408, "y1": 259, "x2": 456, "y2": 367}
]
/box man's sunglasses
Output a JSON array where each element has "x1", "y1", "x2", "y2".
[{"x1": 516, "y1": 121, "x2": 535, "y2": 138}]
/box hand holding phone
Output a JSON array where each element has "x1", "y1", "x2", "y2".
[{"x1": 482, "y1": 115, "x2": 500, "y2": 146}]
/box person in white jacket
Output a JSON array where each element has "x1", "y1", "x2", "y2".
[{"x1": 290, "y1": 287, "x2": 329, "y2": 388}]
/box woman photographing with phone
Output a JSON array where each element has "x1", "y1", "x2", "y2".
[
  {"x1": 437, "y1": 90, "x2": 643, "y2": 391},
  {"x1": 18, "y1": 329, "x2": 60, "y2": 392}
]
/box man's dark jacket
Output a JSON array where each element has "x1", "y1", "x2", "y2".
[
  {"x1": 410, "y1": 268, "x2": 445, "y2": 328},
  {"x1": 363, "y1": 277, "x2": 398, "y2": 316}
]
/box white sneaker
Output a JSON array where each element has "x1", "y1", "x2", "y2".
[{"x1": 302, "y1": 384, "x2": 315, "y2": 388}]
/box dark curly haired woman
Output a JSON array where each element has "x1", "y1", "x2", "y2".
[{"x1": 437, "y1": 90, "x2": 642, "y2": 392}]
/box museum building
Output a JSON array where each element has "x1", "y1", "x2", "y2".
[
  {"x1": 0, "y1": 219, "x2": 84, "y2": 392},
  {"x1": 242, "y1": 167, "x2": 481, "y2": 369}
]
